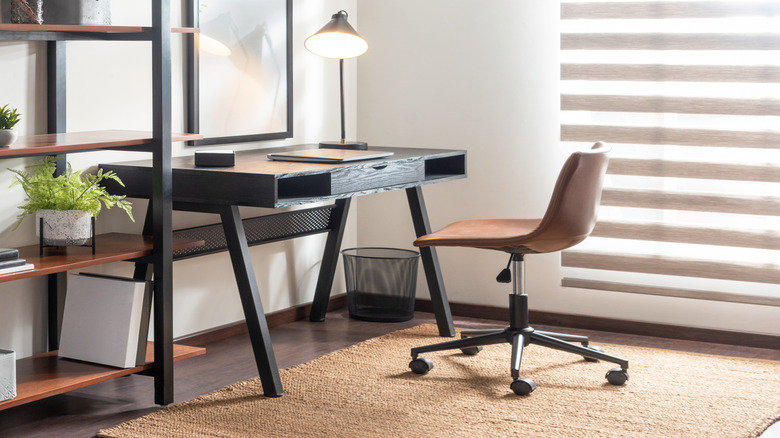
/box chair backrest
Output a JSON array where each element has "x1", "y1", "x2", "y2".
[{"x1": 521, "y1": 142, "x2": 610, "y2": 254}]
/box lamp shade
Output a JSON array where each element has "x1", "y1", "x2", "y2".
[
  {"x1": 197, "y1": 34, "x2": 231, "y2": 57},
  {"x1": 304, "y1": 10, "x2": 368, "y2": 59}
]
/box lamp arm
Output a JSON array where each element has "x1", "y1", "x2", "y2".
[{"x1": 339, "y1": 58, "x2": 346, "y2": 143}]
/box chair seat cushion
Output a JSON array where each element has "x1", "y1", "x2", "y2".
[
  {"x1": 414, "y1": 218, "x2": 543, "y2": 249},
  {"x1": 414, "y1": 143, "x2": 609, "y2": 254}
]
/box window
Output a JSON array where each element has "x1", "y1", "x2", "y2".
[{"x1": 560, "y1": 0, "x2": 780, "y2": 306}]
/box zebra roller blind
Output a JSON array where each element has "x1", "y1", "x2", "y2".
[{"x1": 560, "y1": 0, "x2": 780, "y2": 307}]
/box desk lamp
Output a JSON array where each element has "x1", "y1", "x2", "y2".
[{"x1": 305, "y1": 10, "x2": 368, "y2": 150}]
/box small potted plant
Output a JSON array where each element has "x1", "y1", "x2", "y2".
[
  {"x1": 8, "y1": 156, "x2": 134, "y2": 246},
  {"x1": 0, "y1": 104, "x2": 21, "y2": 147}
]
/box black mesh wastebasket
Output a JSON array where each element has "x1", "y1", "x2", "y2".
[{"x1": 342, "y1": 247, "x2": 420, "y2": 322}]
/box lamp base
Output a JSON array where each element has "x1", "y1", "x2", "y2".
[{"x1": 319, "y1": 140, "x2": 368, "y2": 150}]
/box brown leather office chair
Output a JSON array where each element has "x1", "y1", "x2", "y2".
[{"x1": 408, "y1": 142, "x2": 629, "y2": 395}]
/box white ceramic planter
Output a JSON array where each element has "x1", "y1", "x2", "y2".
[
  {"x1": 0, "y1": 129, "x2": 18, "y2": 147},
  {"x1": 35, "y1": 209, "x2": 93, "y2": 246}
]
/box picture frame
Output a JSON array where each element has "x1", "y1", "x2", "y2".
[{"x1": 186, "y1": 0, "x2": 293, "y2": 146}]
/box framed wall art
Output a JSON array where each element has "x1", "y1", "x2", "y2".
[{"x1": 186, "y1": 0, "x2": 293, "y2": 146}]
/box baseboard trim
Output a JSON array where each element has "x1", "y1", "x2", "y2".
[
  {"x1": 414, "y1": 298, "x2": 780, "y2": 350},
  {"x1": 176, "y1": 294, "x2": 779, "y2": 351},
  {"x1": 177, "y1": 294, "x2": 347, "y2": 346}
]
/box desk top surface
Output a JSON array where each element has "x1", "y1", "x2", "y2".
[
  {"x1": 102, "y1": 145, "x2": 466, "y2": 208},
  {"x1": 110, "y1": 145, "x2": 465, "y2": 177}
]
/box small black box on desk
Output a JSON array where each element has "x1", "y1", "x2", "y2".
[{"x1": 194, "y1": 150, "x2": 236, "y2": 167}]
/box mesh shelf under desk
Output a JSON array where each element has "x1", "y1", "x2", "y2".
[{"x1": 171, "y1": 205, "x2": 335, "y2": 260}]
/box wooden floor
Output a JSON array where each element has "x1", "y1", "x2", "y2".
[{"x1": 1, "y1": 309, "x2": 778, "y2": 438}]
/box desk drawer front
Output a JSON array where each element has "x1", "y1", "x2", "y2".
[{"x1": 331, "y1": 159, "x2": 424, "y2": 194}]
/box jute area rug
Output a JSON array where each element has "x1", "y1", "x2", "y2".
[{"x1": 99, "y1": 324, "x2": 780, "y2": 438}]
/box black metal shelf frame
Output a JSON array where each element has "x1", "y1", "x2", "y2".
[
  {"x1": 0, "y1": 29, "x2": 156, "y2": 42},
  {"x1": 0, "y1": 1, "x2": 176, "y2": 406}
]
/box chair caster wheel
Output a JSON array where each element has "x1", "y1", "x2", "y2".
[
  {"x1": 510, "y1": 378, "x2": 536, "y2": 396},
  {"x1": 460, "y1": 346, "x2": 482, "y2": 356},
  {"x1": 409, "y1": 357, "x2": 433, "y2": 375},
  {"x1": 583, "y1": 345, "x2": 604, "y2": 362},
  {"x1": 606, "y1": 368, "x2": 629, "y2": 386}
]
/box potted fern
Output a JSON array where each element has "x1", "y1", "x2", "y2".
[
  {"x1": 9, "y1": 156, "x2": 134, "y2": 246},
  {"x1": 0, "y1": 104, "x2": 21, "y2": 147}
]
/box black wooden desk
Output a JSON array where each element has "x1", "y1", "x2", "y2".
[{"x1": 101, "y1": 145, "x2": 466, "y2": 397}]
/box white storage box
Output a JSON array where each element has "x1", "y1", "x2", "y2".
[
  {"x1": 0, "y1": 349, "x2": 16, "y2": 402},
  {"x1": 58, "y1": 274, "x2": 151, "y2": 368}
]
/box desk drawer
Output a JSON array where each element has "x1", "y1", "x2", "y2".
[{"x1": 331, "y1": 159, "x2": 424, "y2": 194}]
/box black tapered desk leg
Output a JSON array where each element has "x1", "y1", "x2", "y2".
[
  {"x1": 406, "y1": 186, "x2": 455, "y2": 337},
  {"x1": 219, "y1": 205, "x2": 283, "y2": 397},
  {"x1": 310, "y1": 197, "x2": 352, "y2": 322}
]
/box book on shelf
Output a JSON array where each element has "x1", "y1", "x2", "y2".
[
  {"x1": 58, "y1": 273, "x2": 152, "y2": 368},
  {"x1": 0, "y1": 258, "x2": 26, "y2": 270},
  {"x1": 0, "y1": 263, "x2": 34, "y2": 276},
  {"x1": 0, "y1": 248, "x2": 19, "y2": 262}
]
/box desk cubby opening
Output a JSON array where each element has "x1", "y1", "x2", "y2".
[
  {"x1": 277, "y1": 173, "x2": 331, "y2": 200},
  {"x1": 425, "y1": 155, "x2": 466, "y2": 179}
]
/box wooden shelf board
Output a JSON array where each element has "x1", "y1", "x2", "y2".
[
  {"x1": 172, "y1": 27, "x2": 199, "y2": 34},
  {"x1": 0, "y1": 232, "x2": 204, "y2": 283},
  {"x1": 0, "y1": 343, "x2": 206, "y2": 410},
  {"x1": 0, "y1": 130, "x2": 204, "y2": 157},
  {"x1": 172, "y1": 132, "x2": 204, "y2": 142}
]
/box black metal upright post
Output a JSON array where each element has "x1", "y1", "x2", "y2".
[
  {"x1": 151, "y1": 0, "x2": 174, "y2": 406},
  {"x1": 133, "y1": 202, "x2": 156, "y2": 282},
  {"x1": 46, "y1": 41, "x2": 67, "y2": 135},
  {"x1": 339, "y1": 58, "x2": 346, "y2": 142},
  {"x1": 45, "y1": 40, "x2": 68, "y2": 351},
  {"x1": 184, "y1": 0, "x2": 199, "y2": 143},
  {"x1": 46, "y1": 272, "x2": 66, "y2": 350}
]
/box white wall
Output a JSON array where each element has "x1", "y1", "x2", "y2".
[
  {"x1": 355, "y1": 0, "x2": 780, "y2": 336},
  {"x1": 356, "y1": 0, "x2": 563, "y2": 307},
  {"x1": 0, "y1": 0, "x2": 361, "y2": 357}
]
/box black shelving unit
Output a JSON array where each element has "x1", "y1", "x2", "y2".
[{"x1": 0, "y1": 0, "x2": 193, "y2": 408}]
